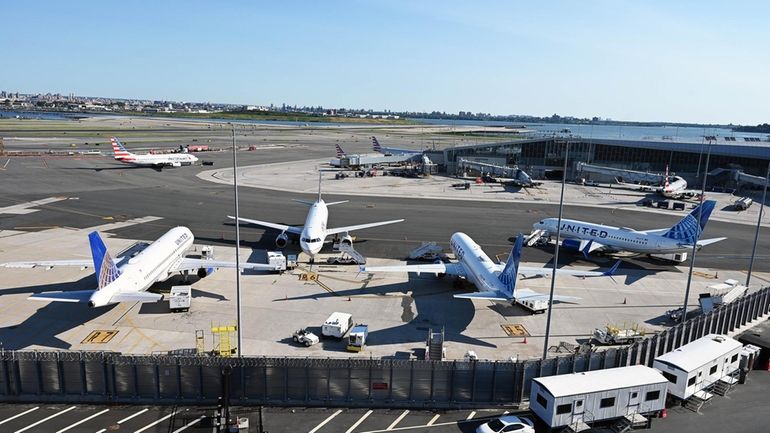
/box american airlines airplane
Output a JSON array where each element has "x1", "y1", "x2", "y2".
[
  {"x1": 230, "y1": 178, "x2": 404, "y2": 261},
  {"x1": 532, "y1": 200, "x2": 725, "y2": 258},
  {"x1": 364, "y1": 233, "x2": 619, "y2": 306},
  {"x1": 372, "y1": 136, "x2": 421, "y2": 155},
  {"x1": 111, "y1": 137, "x2": 199, "y2": 168},
  {"x1": 0, "y1": 227, "x2": 277, "y2": 307},
  {"x1": 577, "y1": 162, "x2": 700, "y2": 199}
]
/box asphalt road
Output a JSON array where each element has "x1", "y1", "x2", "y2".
[{"x1": 0, "y1": 148, "x2": 767, "y2": 273}]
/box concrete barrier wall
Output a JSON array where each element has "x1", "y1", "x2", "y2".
[{"x1": 1, "y1": 286, "x2": 768, "y2": 408}]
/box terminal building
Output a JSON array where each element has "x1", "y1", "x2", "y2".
[{"x1": 424, "y1": 134, "x2": 770, "y2": 186}]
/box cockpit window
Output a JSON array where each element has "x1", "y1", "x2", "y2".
[{"x1": 539, "y1": 220, "x2": 544, "y2": 224}]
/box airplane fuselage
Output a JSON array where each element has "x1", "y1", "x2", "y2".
[
  {"x1": 449, "y1": 232, "x2": 508, "y2": 294},
  {"x1": 117, "y1": 153, "x2": 198, "y2": 167},
  {"x1": 534, "y1": 218, "x2": 689, "y2": 254},
  {"x1": 299, "y1": 201, "x2": 328, "y2": 257},
  {"x1": 89, "y1": 227, "x2": 194, "y2": 307}
]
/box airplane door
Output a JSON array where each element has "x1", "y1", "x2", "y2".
[
  {"x1": 571, "y1": 399, "x2": 585, "y2": 424},
  {"x1": 627, "y1": 389, "x2": 640, "y2": 415}
]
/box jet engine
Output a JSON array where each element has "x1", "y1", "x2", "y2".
[
  {"x1": 275, "y1": 232, "x2": 289, "y2": 248},
  {"x1": 197, "y1": 268, "x2": 211, "y2": 278},
  {"x1": 339, "y1": 233, "x2": 353, "y2": 247},
  {"x1": 561, "y1": 239, "x2": 581, "y2": 251}
]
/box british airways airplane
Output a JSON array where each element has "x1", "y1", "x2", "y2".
[
  {"x1": 110, "y1": 137, "x2": 198, "y2": 168},
  {"x1": 364, "y1": 233, "x2": 619, "y2": 308},
  {"x1": 532, "y1": 200, "x2": 725, "y2": 258},
  {"x1": 0, "y1": 227, "x2": 277, "y2": 307}
]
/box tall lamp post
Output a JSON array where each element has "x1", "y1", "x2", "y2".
[
  {"x1": 542, "y1": 139, "x2": 570, "y2": 359},
  {"x1": 230, "y1": 123, "x2": 242, "y2": 356}
]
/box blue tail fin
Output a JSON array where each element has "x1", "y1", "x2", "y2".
[
  {"x1": 88, "y1": 232, "x2": 121, "y2": 289},
  {"x1": 498, "y1": 234, "x2": 523, "y2": 298},
  {"x1": 662, "y1": 200, "x2": 716, "y2": 245}
]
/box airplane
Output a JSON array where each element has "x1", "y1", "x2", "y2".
[
  {"x1": 110, "y1": 137, "x2": 199, "y2": 168},
  {"x1": 0, "y1": 227, "x2": 278, "y2": 307},
  {"x1": 577, "y1": 162, "x2": 700, "y2": 199},
  {"x1": 531, "y1": 200, "x2": 726, "y2": 258},
  {"x1": 229, "y1": 174, "x2": 404, "y2": 261},
  {"x1": 363, "y1": 233, "x2": 620, "y2": 306},
  {"x1": 372, "y1": 136, "x2": 422, "y2": 156}
]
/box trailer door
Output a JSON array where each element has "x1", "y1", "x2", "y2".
[
  {"x1": 627, "y1": 389, "x2": 640, "y2": 415},
  {"x1": 571, "y1": 399, "x2": 585, "y2": 424}
]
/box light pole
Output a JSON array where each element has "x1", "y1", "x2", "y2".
[
  {"x1": 747, "y1": 161, "x2": 770, "y2": 287},
  {"x1": 230, "y1": 123, "x2": 242, "y2": 356},
  {"x1": 680, "y1": 139, "x2": 712, "y2": 322},
  {"x1": 542, "y1": 139, "x2": 570, "y2": 359}
]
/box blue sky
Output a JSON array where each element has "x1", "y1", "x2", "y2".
[{"x1": 1, "y1": 1, "x2": 768, "y2": 124}]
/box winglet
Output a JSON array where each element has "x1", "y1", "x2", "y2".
[
  {"x1": 603, "y1": 259, "x2": 622, "y2": 276},
  {"x1": 88, "y1": 231, "x2": 121, "y2": 289},
  {"x1": 581, "y1": 240, "x2": 593, "y2": 259}
]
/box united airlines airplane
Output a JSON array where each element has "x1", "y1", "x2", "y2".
[
  {"x1": 230, "y1": 176, "x2": 404, "y2": 261},
  {"x1": 532, "y1": 200, "x2": 725, "y2": 258},
  {"x1": 0, "y1": 227, "x2": 277, "y2": 307},
  {"x1": 364, "y1": 233, "x2": 619, "y2": 306},
  {"x1": 111, "y1": 137, "x2": 198, "y2": 168}
]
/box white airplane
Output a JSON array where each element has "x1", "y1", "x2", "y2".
[
  {"x1": 363, "y1": 233, "x2": 619, "y2": 304},
  {"x1": 532, "y1": 200, "x2": 725, "y2": 258},
  {"x1": 0, "y1": 227, "x2": 277, "y2": 307},
  {"x1": 230, "y1": 176, "x2": 404, "y2": 261},
  {"x1": 110, "y1": 137, "x2": 198, "y2": 168},
  {"x1": 372, "y1": 136, "x2": 422, "y2": 156}
]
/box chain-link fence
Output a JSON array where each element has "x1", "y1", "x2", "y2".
[{"x1": 1, "y1": 286, "x2": 767, "y2": 408}]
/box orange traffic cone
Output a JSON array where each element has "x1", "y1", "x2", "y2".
[
  {"x1": 661, "y1": 408, "x2": 667, "y2": 419},
  {"x1": 523, "y1": 336, "x2": 528, "y2": 344},
  {"x1": 623, "y1": 297, "x2": 627, "y2": 305}
]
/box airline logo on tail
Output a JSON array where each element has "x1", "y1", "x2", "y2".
[
  {"x1": 664, "y1": 165, "x2": 671, "y2": 190},
  {"x1": 498, "y1": 233, "x2": 523, "y2": 298},
  {"x1": 371, "y1": 136, "x2": 382, "y2": 153},
  {"x1": 110, "y1": 137, "x2": 133, "y2": 161},
  {"x1": 335, "y1": 143, "x2": 346, "y2": 158},
  {"x1": 662, "y1": 200, "x2": 716, "y2": 245},
  {"x1": 88, "y1": 231, "x2": 121, "y2": 289}
]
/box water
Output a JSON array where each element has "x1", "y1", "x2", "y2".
[{"x1": 0, "y1": 110, "x2": 91, "y2": 120}]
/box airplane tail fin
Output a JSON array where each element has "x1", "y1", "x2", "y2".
[
  {"x1": 372, "y1": 136, "x2": 382, "y2": 153},
  {"x1": 110, "y1": 137, "x2": 133, "y2": 160},
  {"x1": 335, "y1": 143, "x2": 346, "y2": 158},
  {"x1": 88, "y1": 231, "x2": 121, "y2": 289},
  {"x1": 662, "y1": 200, "x2": 716, "y2": 245},
  {"x1": 497, "y1": 233, "x2": 523, "y2": 299}
]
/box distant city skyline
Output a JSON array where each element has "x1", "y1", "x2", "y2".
[{"x1": 1, "y1": 1, "x2": 768, "y2": 125}]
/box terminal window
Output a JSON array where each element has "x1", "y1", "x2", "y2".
[
  {"x1": 645, "y1": 391, "x2": 660, "y2": 401},
  {"x1": 600, "y1": 397, "x2": 615, "y2": 408}
]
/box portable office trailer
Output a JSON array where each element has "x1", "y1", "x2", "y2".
[
  {"x1": 653, "y1": 334, "x2": 742, "y2": 400},
  {"x1": 530, "y1": 365, "x2": 668, "y2": 429}
]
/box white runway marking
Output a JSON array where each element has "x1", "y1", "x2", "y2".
[
  {"x1": 56, "y1": 408, "x2": 109, "y2": 433},
  {"x1": 0, "y1": 197, "x2": 67, "y2": 215},
  {"x1": 386, "y1": 410, "x2": 409, "y2": 430},
  {"x1": 345, "y1": 410, "x2": 373, "y2": 433},
  {"x1": 308, "y1": 409, "x2": 342, "y2": 433},
  {"x1": 0, "y1": 406, "x2": 39, "y2": 425},
  {"x1": 134, "y1": 409, "x2": 179, "y2": 433},
  {"x1": 14, "y1": 405, "x2": 76, "y2": 433},
  {"x1": 117, "y1": 407, "x2": 149, "y2": 424},
  {"x1": 427, "y1": 414, "x2": 441, "y2": 425},
  {"x1": 466, "y1": 411, "x2": 476, "y2": 420},
  {"x1": 172, "y1": 415, "x2": 205, "y2": 433}
]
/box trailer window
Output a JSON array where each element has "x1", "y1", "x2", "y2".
[
  {"x1": 709, "y1": 365, "x2": 718, "y2": 375},
  {"x1": 599, "y1": 397, "x2": 615, "y2": 408},
  {"x1": 536, "y1": 393, "x2": 548, "y2": 409},
  {"x1": 661, "y1": 371, "x2": 677, "y2": 384},
  {"x1": 731, "y1": 354, "x2": 739, "y2": 363},
  {"x1": 645, "y1": 390, "x2": 660, "y2": 401},
  {"x1": 556, "y1": 404, "x2": 572, "y2": 414},
  {"x1": 688, "y1": 376, "x2": 696, "y2": 386}
]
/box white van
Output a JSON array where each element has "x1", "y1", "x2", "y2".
[{"x1": 322, "y1": 312, "x2": 353, "y2": 338}]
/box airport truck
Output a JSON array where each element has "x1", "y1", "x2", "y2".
[
  {"x1": 592, "y1": 324, "x2": 646, "y2": 345},
  {"x1": 346, "y1": 324, "x2": 369, "y2": 352},
  {"x1": 267, "y1": 251, "x2": 287, "y2": 273},
  {"x1": 292, "y1": 328, "x2": 319, "y2": 347},
  {"x1": 516, "y1": 298, "x2": 549, "y2": 314},
  {"x1": 322, "y1": 312, "x2": 353, "y2": 338},
  {"x1": 169, "y1": 285, "x2": 191, "y2": 312}
]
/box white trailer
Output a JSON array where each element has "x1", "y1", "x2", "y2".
[
  {"x1": 648, "y1": 252, "x2": 688, "y2": 263},
  {"x1": 169, "y1": 285, "x2": 191, "y2": 312},
  {"x1": 653, "y1": 334, "x2": 743, "y2": 400},
  {"x1": 321, "y1": 312, "x2": 353, "y2": 339},
  {"x1": 515, "y1": 298, "x2": 549, "y2": 314},
  {"x1": 530, "y1": 365, "x2": 668, "y2": 429},
  {"x1": 266, "y1": 251, "x2": 287, "y2": 273},
  {"x1": 698, "y1": 279, "x2": 747, "y2": 314}
]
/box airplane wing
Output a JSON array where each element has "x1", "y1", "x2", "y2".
[
  {"x1": 517, "y1": 260, "x2": 621, "y2": 278},
  {"x1": 453, "y1": 291, "x2": 510, "y2": 302},
  {"x1": 28, "y1": 290, "x2": 95, "y2": 303},
  {"x1": 228, "y1": 216, "x2": 303, "y2": 235},
  {"x1": 697, "y1": 237, "x2": 727, "y2": 247},
  {"x1": 515, "y1": 288, "x2": 580, "y2": 303},
  {"x1": 363, "y1": 262, "x2": 466, "y2": 278},
  {"x1": 326, "y1": 219, "x2": 405, "y2": 236},
  {"x1": 175, "y1": 258, "x2": 279, "y2": 272},
  {"x1": 1, "y1": 259, "x2": 93, "y2": 269}
]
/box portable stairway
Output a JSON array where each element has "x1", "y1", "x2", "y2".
[
  {"x1": 683, "y1": 390, "x2": 712, "y2": 413},
  {"x1": 334, "y1": 242, "x2": 366, "y2": 264},
  {"x1": 426, "y1": 327, "x2": 445, "y2": 361},
  {"x1": 526, "y1": 229, "x2": 547, "y2": 247},
  {"x1": 711, "y1": 372, "x2": 739, "y2": 396},
  {"x1": 408, "y1": 242, "x2": 443, "y2": 260}
]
